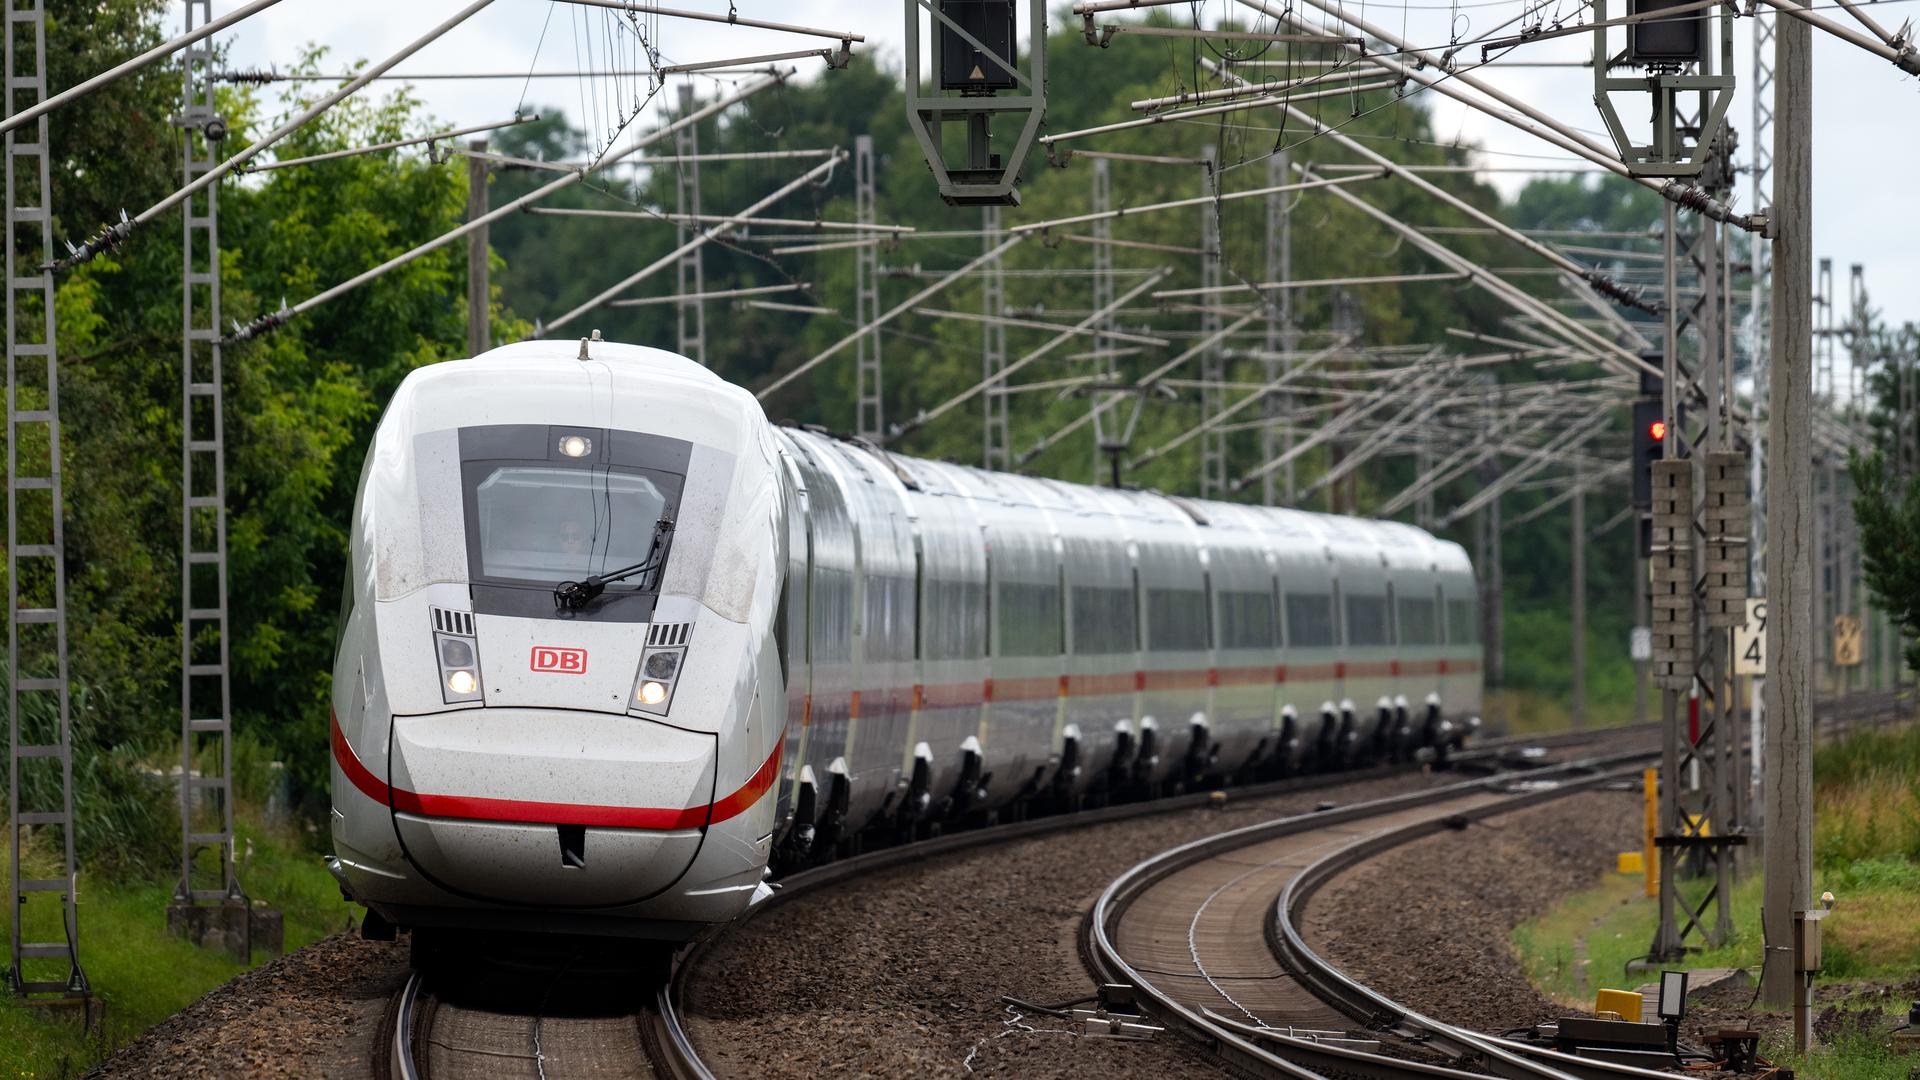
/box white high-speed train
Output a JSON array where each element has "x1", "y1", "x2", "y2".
[{"x1": 328, "y1": 340, "x2": 1483, "y2": 942}]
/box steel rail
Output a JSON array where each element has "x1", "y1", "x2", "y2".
[
  {"x1": 1264, "y1": 694, "x2": 1913, "y2": 1079},
  {"x1": 1086, "y1": 749, "x2": 1661, "y2": 1080},
  {"x1": 388, "y1": 971, "x2": 425, "y2": 1080},
  {"x1": 661, "y1": 727, "x2": 1657, "y2": 1077},
  {"x1": 1268, "y1": 763, "x2": 1690, "y2": 1080}
]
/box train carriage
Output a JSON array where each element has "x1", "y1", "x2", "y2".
[{"x1": 330, "y1": 340, "x2": 1482, "y2": 943}]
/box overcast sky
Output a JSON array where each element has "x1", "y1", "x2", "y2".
[{"x1": 213, "y1": 0, "x2": 1920, "y2": 342}]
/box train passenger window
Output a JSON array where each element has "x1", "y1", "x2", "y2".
[
  {"x1": 1446, "y1": 597, "x2": 1479, "y2": 645},
  {"x1": 1147, "y1": 588, "x2": 1209, "y2": 651},
  {"x1": 1397, "y1": 596, "x2": 1438, "y2": 646},
  {"x1": 923, "y1": 579, "x2": 987, "y2": 660},
  {"x1": 1219, "y1": 591, "x2": 1276, "y2": 650},
  {"x1": 1345, "y1": 594, "x2": 1391, "y2": 647},
  {"x1": 1284, "y1": 594, "x2": 1335, "y2": 648},
  {"x1": 1071, "y1": 585, "x2": 1136, "y2": 654},
  {"x1": 996, "y1": 581, "x2": 1062, "y2": 656}
]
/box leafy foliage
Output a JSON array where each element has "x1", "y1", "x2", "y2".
[{"x1": 1848, "y1": 313, "x2": 1920, "y2": 675}]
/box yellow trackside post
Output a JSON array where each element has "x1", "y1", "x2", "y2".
[{"x1": 1643, "y1": 766, "x2": 1659, "y2": 897}]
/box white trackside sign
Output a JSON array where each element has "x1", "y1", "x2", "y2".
[{"x1": 1734, "y1": 598, "x2": 1766, "y2": 675}]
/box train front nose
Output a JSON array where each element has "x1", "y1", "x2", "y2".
[{"x1": 388, "y1": 708, "x2": 716, "y2": 907}]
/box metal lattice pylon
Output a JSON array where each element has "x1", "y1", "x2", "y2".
[
  {"x1": 1088, "y1": 158, "x2": 1112, "y2": 481},
  {"x1": 1747, "y1": 9, "x2": 1773, "y2": 604},
  {"x1": 6, "y1": 0, "x2": 86, "y2": 1000},
  {"x1": 980, "y1": 204, "x2": 1007, "y2": 469},
  {"x1": 853, "y1": 134, "x2": 882, "y2": 440},
  {"x1": 1261, "y1": 150, "x2": 1294, "y2": 508},
  {"x1": 1198, "y1": 147, "x2": 1224, "y2": 500},
  {"x1": 674, "y1": 85, "x2": 705, "y2": 366},
  {"x1": 176, "y1": 0, "x2": 241, "y2": 912}
]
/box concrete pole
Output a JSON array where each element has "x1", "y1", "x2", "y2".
[
  {"x1": 1573, "y1": 459, "x2": 1587, "y2": 728},
  {"x1": 1761, "y1": 5, "x2": 1814, "y2": 1009},
  {"x1": 1637, "y1": 550, "x2": 1650, "y2": 728},
  {"x1": 465, "y1": 139, "x2": 489, "y2": 357}
]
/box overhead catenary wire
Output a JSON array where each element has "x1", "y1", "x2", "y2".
[
  {"x1": 225, "y1": 70, "x2": 789, "y2": 343},
  {"x1": 1225, "y1": 0, "x2": 1763, "y2": 233},
  {"x1": 1201, "y1": 57, "x2": 1655, "y2": 314},
  {"x1": 1126, "y1": 340, "x2": 1347, "y2": 468},
  {"x1": 546, "y1": 0, "x2": 866, "y2": 44},
  {"x1": 912, "y1": 308, "x2": 1172, "y2": 347},
  {"x1": 894, "y1": 270, "x2": 1176, "y2": 440},
  {"x1": 610, "y1": 282, "x2": 810, "y2": 307},
  {"x1": 757, "y1": 235, "x2": 1028, "y2": 400},
  {"x1": 1153, "y1": 271, "x2": 1469, "y2": 299},
  {"x1": 237, "y1": 114, "x2": 540, "y2": 173},
  {"x1": 1009, "y1": 172, "x2": 1383, "y2": 234},
  {"x1": 60, "y1": 0, "x2": 503, "y2": 270},
  {"x1": 538, "y1": 150, "x2": 848, "y2": 334},
  {"x1": 526, "y1": 207, "x2": 912, "y2": 232},
  {"x1": 0, "y1": 0, "x2": 289, "y2": 137},
  {"x1": 1014, "y1": 315, "x2": 1261, "y2": 466},
  {"x1": 1299, "y1": 163, "x2": 1655, "y2": 380}
]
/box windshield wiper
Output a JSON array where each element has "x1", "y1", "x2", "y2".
[{"x1": 553, "y1": 513, "x2": 676, "y2": 611}]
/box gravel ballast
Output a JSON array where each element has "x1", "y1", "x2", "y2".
[
  {"x1": 1300, "y1": 786, "x2": 1645, "y2": 1034},
  {"x1": 84, "y1": 729, "x2": 1650, "y2": 1078},
  {"x1": 85, "y1": 933, "x2": 408, "y2": 1079},
  {"x1": 684, "y1": 768, "x2": 1495, "y2": 1079}
]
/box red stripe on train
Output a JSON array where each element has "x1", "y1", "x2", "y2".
[{"x1": 331, "y1": 710, "x2": 780, "y2": 831}]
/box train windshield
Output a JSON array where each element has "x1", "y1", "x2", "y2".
[{"x1": 472, "y1": 465, "x2": 676, "y2": 586}]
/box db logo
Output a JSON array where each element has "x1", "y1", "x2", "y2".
[{"x1": 531, "y1": 646, "x2": 588, "y2": 674}]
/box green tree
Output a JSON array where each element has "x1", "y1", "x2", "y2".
[{"x1": 1849, "y1": 318, "x2": 1920, "y2": 674}]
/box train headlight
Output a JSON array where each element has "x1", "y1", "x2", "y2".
[
  {"x1": 631, "y1": 646, "x2": 684, "y2": 714},
  {"x1": 433, "y1": 624, "x2": 485, "y2": 705},
  {"x1": 558, "y1": 434, "x2": 592, "y2": 458}
]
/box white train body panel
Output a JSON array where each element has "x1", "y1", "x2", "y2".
[{"x1": 331, "y1": 341, "x2": 1483, "y2": 941}]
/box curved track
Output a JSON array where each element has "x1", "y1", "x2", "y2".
[
  {"x1": 661, "y1": 727, "x2": 1652, "y2": 1077},
  {"x1": 385, "y1": 966, "x2": 707, "y2": 1080},
  {"x1": 375, "y1": 726, "x2": 1653, "y2": 1080},
  {"x1": 1087, "y1": 749, "x2": 1679, "y2": 1080}
]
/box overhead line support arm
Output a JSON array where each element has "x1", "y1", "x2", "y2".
[
  {"x1": 225, "y1": 71, "x2": 788, "y2": 343},
  {"x1": 60, "y1": 0, "x2": 502, "y2": 270}
]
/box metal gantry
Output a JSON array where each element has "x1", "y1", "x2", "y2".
[
  {"x1": 176, "y1": 0, "x2": 243, "y2": 921},
  {"x1": 674, "y1": 85, "x2": 706, "y2": 366},
  {"x1": 853, "y1": 134, "x2": 882, "y2": 440},
  {"x1": 6, "y1": 0, "x2": 86, "y2": 1001}
]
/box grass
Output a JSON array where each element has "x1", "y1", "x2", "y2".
[
  {"x1": 1767, "y1": 1030, "x2": 1920, "y2": 1080},
  {"x1": 1511, "y1": 718, "x2": 1920, "y2": 1076},
  {"x1": 1, "y1": 811, "x2": 357, "y2": 1079},
  {"x1": 1486, "y1": 687, "x2": 1636, "y2": 736}
]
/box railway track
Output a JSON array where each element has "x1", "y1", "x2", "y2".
[
  {"x1": 655, "y1": 725, "x2": 1655, "y2": 1078},
  {"x1": 374, "y1": 703, "x2": 1904, "y2": 1068},
  {"x1": 384, "y1": 963, "x2": 707, "y2": 1080},
  {"x1": 1086, "y1": 748, "x2": 1685, "y2": 1080}
]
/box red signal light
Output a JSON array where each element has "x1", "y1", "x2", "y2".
[{"x1": 1648, "y1": 420, "x2": 1668, "y2": 442}]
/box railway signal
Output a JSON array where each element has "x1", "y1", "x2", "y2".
[{"x1": 905, "y1": 0, "x2": 1046, "y2": 205}]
